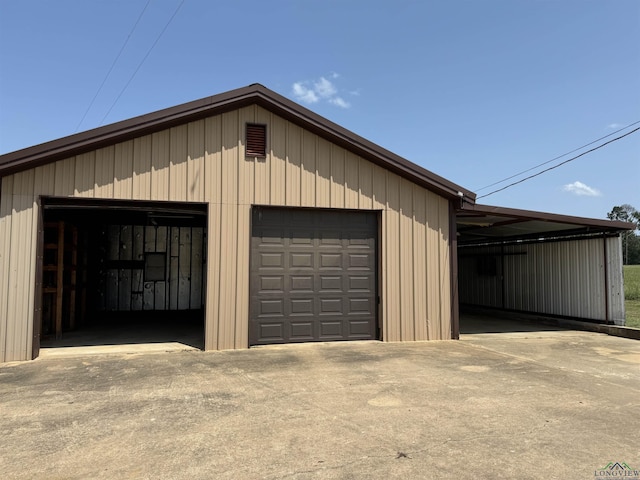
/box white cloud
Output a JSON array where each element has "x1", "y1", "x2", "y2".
[
  {"x1": 563, "y1": 181, "x2": 601, "y2": 197},
  {"x1": 292, "y1": 82, "x2": 319, "y2": 104},
  {"x1": 607, "y1": 123, "x2": 622, "y2": 129},
  {"x1": 291, "y1": 74, "x2": 352, "y2": 109},
  {"x1": 330, "y1": 97, "x2": 350, "y2": 108},
  {"x1": 314, "y1": 77, "x2": 337, "y2": 98}
]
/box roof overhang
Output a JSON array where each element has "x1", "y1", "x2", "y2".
[
  {"x1": 457, "y1": 203, "x2": 635, "y2": 245},
  {"x1": 0, "y1": 84, "x2": 475, "y2": 203}
]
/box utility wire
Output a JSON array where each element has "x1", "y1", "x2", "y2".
[
  {"x1": 75, "y1": 0, "x2": 152, "y2": 132},
  {"x1": 477, "y1": 127, "x2": 640, "y2": 199},
  {"x1": 475, "y1": 119, "x2": 640, "y2": 192},
  {"x1": 99, "y1": 0, "x2": 186, "y2": 126}
]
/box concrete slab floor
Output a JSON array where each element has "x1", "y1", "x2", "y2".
[{"x1": 1, "y1": 327, "x2": 639, "y2": 479}]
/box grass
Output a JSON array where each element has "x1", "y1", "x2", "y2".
[{"x1": 624, "y1": 265, "x2": 640, "y2": 328}]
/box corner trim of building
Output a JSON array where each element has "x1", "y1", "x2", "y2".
[{"x1": 450, "y1": 201, "x2": 460, "y2": 340}]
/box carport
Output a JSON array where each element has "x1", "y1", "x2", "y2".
[{"x1": 456, "y1": 203, "x2": 634, "y2": 329}]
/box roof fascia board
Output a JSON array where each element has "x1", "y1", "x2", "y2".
[
  {"x1": 461, "y1": 203, "x2": 635, "y2": 231},
  {"x1": 0, "y1": 84, "x2": 475, "y2": 202}
]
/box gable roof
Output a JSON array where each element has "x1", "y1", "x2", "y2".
[{"x1": 0, "y1": 83, "x2": 475, "y2": 203}]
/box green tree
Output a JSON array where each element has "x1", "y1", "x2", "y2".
[{"x1": 608, "y1": 204, "x2": 640, "y2": 264}]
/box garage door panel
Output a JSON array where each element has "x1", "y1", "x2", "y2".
[
  {"x1": 348, "y1": 298, "x2": 372, "y2": 314},
  {"x1": 291, "y1": 252, "x2": 314, "y2": 268},
  {"x1": 290, "y1": 298, "x2": 314, "y2": 315},
  {"x1": 348, "y1": 320, "x2": 374, "y2": 336},
  {"x1": 250, "y1": 207, "x2": 377, "y2": 345},
  {"x1": 319, "y1": 297, "x2": 344, "y2": 315},
  {"x1": 260, "y1": 252, "x2": 284, "y2": 268},
  {"x1": 319, "y1": 321, "x2": 343, "y2": 338},
  {"x1": 319, "y1": 275, "x2": 342, "y2": 291},
  {"x1": 259, "y1": 323, "x2": 285, "y2": 341},
  {"x1": 348, "y1": 275, "x2": 372, "y2": 292},
  {"x1": 258, "y1": 299, "x2": 285, "y2": 316},
  {"x1": 290, "y1": 275, "x2": 313, "y2": 292},
  {"x1": 260, "y1": 275, "x2": 284, "y2": 292},
  {"x1": 290, "y1": 322, "x2": 314, "y2": 339}
]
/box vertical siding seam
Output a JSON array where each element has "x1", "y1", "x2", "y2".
[{"x1": 410, "y1": 190, "x2": 416, "y2": 341}]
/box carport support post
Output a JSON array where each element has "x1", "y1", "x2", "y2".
[
  {"x1": 450, "y1": 202, "x2": 460, "y2": 339},
  {"x1": 603, "y1": 236, "x2": 609, "y2": 324}
]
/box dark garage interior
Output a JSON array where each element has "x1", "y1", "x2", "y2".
[{"x1": 39, "y1": 198, "x2": 207, "y2": 351}]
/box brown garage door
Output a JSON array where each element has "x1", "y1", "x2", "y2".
[{"x1": 250, "y1": 207, "x2": 378, "y2": 345}]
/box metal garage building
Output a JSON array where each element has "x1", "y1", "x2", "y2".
[
  {"x1": 0, "y1": 84, "x2": 471, "y2": 362},
  {"x1": 0, "y1": 84, "x2": 633, "y2": 363}
]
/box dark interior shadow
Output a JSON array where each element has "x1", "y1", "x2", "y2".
[
  {"x1": 459, "y1": 309, "x2": 568, "y2": 335},
  {"x1": 40, "y1": 311, "x2": 205, "y2": 350}
]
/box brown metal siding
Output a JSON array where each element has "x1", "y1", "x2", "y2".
[{"x1": 0, "y1": 104, "x2": 452, "y2": 362}]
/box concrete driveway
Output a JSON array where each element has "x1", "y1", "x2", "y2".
[{"x1": 1, "y1": 323, "x2": 639, "y2": 480}]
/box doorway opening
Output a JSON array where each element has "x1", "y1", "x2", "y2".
[{"x1": 37, "y1": 197, "x2": 208, "y2": 355}]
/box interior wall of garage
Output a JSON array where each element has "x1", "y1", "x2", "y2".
[
  {"x1": 458, "y1": 236, "x2": 625, "y2": 324},
  {"x1": 0, "y1": 104, "x2": 453, "y2": 362}
]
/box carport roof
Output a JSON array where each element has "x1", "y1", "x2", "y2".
[
  {"x1": 0, "y1": 83, "x2": 475, "y2": 203},
  {"x1": 457, "y1": 203, "x2": 635, "y2": 245}
]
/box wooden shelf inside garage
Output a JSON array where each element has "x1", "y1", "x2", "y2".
[{"x1": 42, "y1": 221, "x2": 78, "y2": 339}]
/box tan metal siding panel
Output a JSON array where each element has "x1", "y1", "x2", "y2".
[
  {"x1": 34, "y1": 163, "x2": 56, "y2": 196},
  {"x1": 114, "y1": 140, "x2": 133, "y2": 199},
  {"x1": 204, "y1": 116, "x2": 222, "y2": 205},
  {"x1": 203, "y1": 116, "x2": 222, "y2": 351},
  {"x1": 168, "y1": 125, "x2": 187, "y2": 202},
  {"x1": 270, "y1": 115, "x2": 286, "y2": 205},
  {"x1": 344, "y1": 152, "x2": 359, "y2": 209},
  {"x1": 330, "y1": 145, "x2": 345, "y2": 208},
  {"x1": 358, "y1": 159, "x2": 373, "y2": 210},
  {"x1": 218, "y1": 204, "x2": 238, "y2": 349},
  {"x1": 437, "y1": 196, "x2": 451, "y2": 339},
  {"x1": 384, "y1": 173, "x2": 401, "y2": 341},
  {"x1": 372, "y1": 165, "x2": 386, "y2": 210},
  {"x1": 253, "y1": 108, "x2": 271, "y2": 205},
  {"x1": 301, "y1": 130, "x2": 316, "y2": 207},
  {"x1": 187, "y1": 120, "x2": 205, "y2": 202},
  {"x1": 425, "y1": 192, "x2": 441, "y2": 338},
  {"x1": 0, "y1": 176, "x2": 14, "y2": 362},
  {"x1": 133, "y1": 136, "x2": 152, "y2": 200},
  {"x1": 217, "y1": 111, "x2": 239, "y2": 350},
  {"x1": 237, "y1": 109, "x2": 255, "y2": 207},
  {"x1": 412, "y1": 185, "x2": 428, "y2": 341},
  {"x1": 315, "y1": 138, "x2": 331, "y2": 206},
  {"x1": 399, "y1": 179, "x2": 414, "y2": 340},
  {"x1": 74, "y1": 151, "x2": 95, "y2": 197},
  {"x1": 94, "y1": 145, "x2": 115, "y2": 198},
  {"x1": 151, "y1": 131, "x2": 170, "y2": 201},
  {"x1": 285, "y1": 122, "x2": 302, "y2": 206},
  {"x1": 54, "y1": 157, "x2": 76, "y2": 196},
  {"x1": 235, "y1": 205, "x2": 250, "y2": 348},
  {"x1": 6, "y1": 171, "x2": 36, "y2": 361},
  {"x1": 204, "y1": 203, "x2": 221, "y2": 351}
]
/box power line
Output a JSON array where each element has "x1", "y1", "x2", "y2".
[
  {"x1": 99, "y1": 0, "x2": 186, "y2": 126},
  {"x1": 75, "y1": 0, "x2": 152, "y2": 132},
  {"x1": 475, "y1": 119, "x2": 640, "y2": 192},
  {"x1": 477, "y1": 127, "x2": 640, "y2": 199}
]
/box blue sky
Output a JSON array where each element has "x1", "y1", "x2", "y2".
[{"x1": 1, "y1": 0, "x2": 638, "y2": 219}]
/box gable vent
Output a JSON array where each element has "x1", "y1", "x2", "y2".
[{"x1": 246, "y1": 124, "x2": 267, "y2": 157}]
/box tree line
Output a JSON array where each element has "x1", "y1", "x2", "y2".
[{"x1": 608, "y1": 204, "x2": 640, "y2": 265}]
